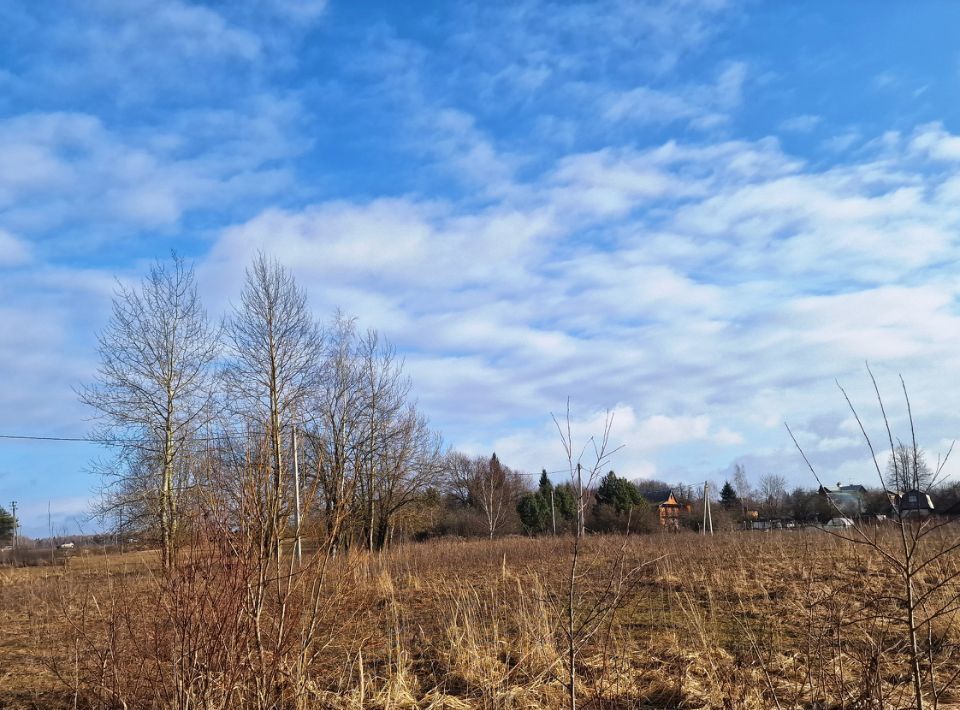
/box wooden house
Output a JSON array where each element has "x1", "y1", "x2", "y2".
[{"x1": 639, "y1": 489, "x2": 690, "y2": 529}]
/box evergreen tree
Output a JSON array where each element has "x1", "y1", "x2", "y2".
[
  {"x1": 517, "y1": 493, "x2": 550, "y2": 534},
  {"x1": 516, "y1": 471, "x2": 564, "y2": 534},
  {"x1": 538, "y1": 469, "x2": 553, "y2": 493},
  {"x1": 596, "y1": 471, "x2": 642, "y2": 513},
  {"x1": 720, "y1": 481, "x2": 740, "y2": 509},
  {"x1": 554, "y1": 483, "x2": 578, "y2": 520},
  {"x1": 0, "y1": 506, "x2": 14, "y2": 543}
]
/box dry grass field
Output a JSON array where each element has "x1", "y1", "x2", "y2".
[{"x1": 2, "y1": 529, "x2": 960, "y2": 709}]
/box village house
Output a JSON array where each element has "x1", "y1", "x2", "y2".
[
  {"x1": 818, "y1": 483, "x2": 867, "y2": 516},
  {"x1": 639, "y1": 489, "x2": 690, "y2": 529},
  {"x1": 889, "y1": 489, "x2": 935, "y2": 518}
]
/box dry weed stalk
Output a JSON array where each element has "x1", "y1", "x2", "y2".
[{"x1": 41, "y1": 430, "x2": 369, "y2": 709}]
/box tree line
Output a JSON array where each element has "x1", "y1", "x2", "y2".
[
  {"x1": 81, "y1": 253, "x2": 449, "y2": 566},
  {"x1": 81, "y1": 254, "x2": 960, "y2": 569},
  {"x1": 75, "y1": 254, "x2": 710, "y2": 564},
  {"x1": 81, "y1": 254, "x2": 619, "y2": 565}
]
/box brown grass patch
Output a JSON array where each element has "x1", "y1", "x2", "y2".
[{"x1": 2, "y1": 530, "x2": 960, "y2": 708}]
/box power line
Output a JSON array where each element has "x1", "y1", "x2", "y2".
[
  {"x1": 0, "y1": 431, "x2": 269, "y2": 445},
  {"x1": 0, "y1": 434, "x2": 101, "y2": 443}
]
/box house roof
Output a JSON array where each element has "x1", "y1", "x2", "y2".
[
  {"x1": 819, "y1": 484, "x2": 867, "y2": 495},
  {"x1": 640, "y1": 489, "x2": 678, "y2": 506},
  {"x1": 895, "y1": 489, "x2": 935, "y2": 511}
]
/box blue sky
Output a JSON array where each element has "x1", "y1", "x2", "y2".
[{"x1": 4, "y1": 0, "x2": 960, "y2": 536}]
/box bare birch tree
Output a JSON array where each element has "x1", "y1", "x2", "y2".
[
  {"x1": 448, "y1": 453, "x2": 522, "y2": 539},
  {"x1": 80, "y1": 254, "x2": 219, "y2": 568},
  {"x1": 758, "y1": 473, "x2": 788, "y2": 517},
  {"x1": 302, "y1": 312, "x2": 365, "y2": 549},
  {"x1": 352, "y1": 328, "x2": 443, "y2": 549},
  {"x1": 224, "y1": 253, "x2": 323, "y2": 559}
]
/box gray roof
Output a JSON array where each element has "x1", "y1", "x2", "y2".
[{"x1": 820, "y1": 484, "x2": 867, "y2": 495}]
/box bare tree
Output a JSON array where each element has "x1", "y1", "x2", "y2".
[
  {"x1": 355, "y1": 329, "x2": 403, "y2": 551},
  {"x1": 302, "y1": 312, "x2": 365, "y2": 549},
  {"x1": 732, "y1": 463, "x2": 752, "y2": 511},
  {"x1": 448, "y1": 453, "x2": 523, "y2": 539},
  {"x1": 443, "y1": 451, "x2": 475, "y2": 507},
  {"x1": 887, "y1": 443, "x2": 934, "y2": 492},
  {"x1": 367, "y1": 404, "x2": 443, "y2": 547},
  {"x1": 789, "y1": 368, "x2": 958, "y2": 709},
  {"x1": 80, "y1": 254, "x2": 219, "y2": 569},
  {"x1": 758, "y1": 473, "x2": 787, "y2": 517},
  {"x1": 224, "y1": 253, "x2": 323, "y2": 559},
  {"x1": 352, "y1": 329, "x2": 442, "y2": 550},
  {"x1": 553, "y1": 400, "x2": 623, "y2": 710},
  {"x1": 295, "y1": 318, "x2": 441, "y2": 551}
]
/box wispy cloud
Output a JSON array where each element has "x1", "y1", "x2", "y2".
[
  {"x1": 0, "y1": 229, "x2": 31, "y2": 266},
  {"x1": 779, "y1": 114, "x2": 821, "y2": 133},
  {"x1": 581, "y1": 62, "x2": 747, "y2": 129},
  {"x1": 6, "y1": 0, "x2": 960, "y2": 535},
  {"x1": 197, "y1": 123, "x2": 960, "y2": 490}
]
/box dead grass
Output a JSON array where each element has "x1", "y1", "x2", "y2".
[{"x1": 2, "y1": 530, "x2": 960, "y2": 708}]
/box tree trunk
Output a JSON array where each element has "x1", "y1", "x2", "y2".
[
  {"x1": 906, "y1": 565, "x2": 925, "y2": 710},
  {"x1": 161, "y1": 395, "x2": 175, "y2": 570}
]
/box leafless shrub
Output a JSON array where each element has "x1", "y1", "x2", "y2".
[{"x1": 788, "y1": 366, "x2": 960, "y2": 709}]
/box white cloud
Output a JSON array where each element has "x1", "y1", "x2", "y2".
[
  {"x1": 603, "y1": 61, "x2": 748, "y2": 128},
  {"x1": 823, "y1": 131, "x2": 861, "y2": 152},
  {"x1": 0, "y1": 106, "x2": 301, "y2": 237},
  {"x1": 910, "y1": 122, "x2": 960, "y2": 161},
  {"x1": 780, "y1": 114, "x2": 822, "y2": 133},
  {"x1": 468, "y1": 405, "x2": 742, "y2": 480},
  {"x1": 604, "y1": 86, "x2": 702, "y2": 124},
  {"x1": 0, "y1": 229, "x2": 31, "y2": 266},
  {"x1": 191, "y1": 125, "x2": 960, "y2": 498},
  {"x1": 11, "y1": 0, "x2": 960, "y2": 534},
  {"x1": 262, "y1": 0, "x2": 328, "y2": 23}
]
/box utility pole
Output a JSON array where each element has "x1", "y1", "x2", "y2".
[
  {"x1": 10, "y1": 501, "x2": 17, "y2": 549},
  {"x1": 701, "y1": 482, "x2": 713, "y2": 536},
  {"x1": 551, "y1": 487, "x2": 557, "y2": 536},
  {"x1": 702, "y1": 483, "x2": 707, "y2": 535},
  {"x1": 707, "y1": 490, "x2": 713, "y2": 535},
  {"x1": 292, "y1": 425, "x2": 302, "y2": 564}
]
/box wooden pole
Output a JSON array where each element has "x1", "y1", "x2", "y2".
[
  {"x1": 702, "y1": 482, "x2": 708, "y2": 535},
  {"x1": 707, "y1": 483, "x2": 713, "y2": 535}
]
